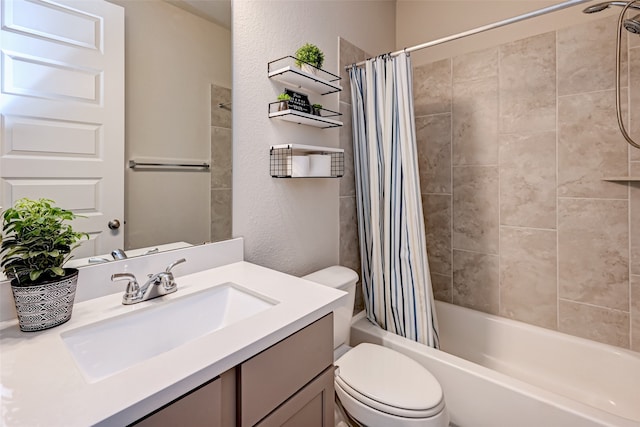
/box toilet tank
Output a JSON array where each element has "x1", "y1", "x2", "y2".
[{"x1": 303, "y1": 266, "x2": 358, "y2": 350}]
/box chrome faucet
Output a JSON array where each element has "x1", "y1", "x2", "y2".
[
  {"x1": 111, "y1": 258, "x2": 187, "y2": 305},
  {"x1": 111, "y1": 248, "x2": 128, "y2": 260}
]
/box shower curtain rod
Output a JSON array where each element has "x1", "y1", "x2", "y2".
[{"x1": 347, "y1": 0, "x2": 593, "y2": 69}]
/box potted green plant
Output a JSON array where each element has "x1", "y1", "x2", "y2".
[
  {"x1": 295, "y1": 43, "x2": 325, "y2": 75},
  {"x1": 1, "y1": 198, "x2": 88, "y2": 331},
  {"x1": 311, "y1": 103, "x2": 323, "y2": 116},
  {"x1": 277, "y1": 92, "x2": 291, "y2": 111}
]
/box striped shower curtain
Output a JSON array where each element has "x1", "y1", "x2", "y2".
[{"x1": 349, "y1": 54, "x2": 439, "y2": 348}]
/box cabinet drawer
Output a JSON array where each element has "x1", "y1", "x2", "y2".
[{"x1": 239, "y1": 313, "x2": 333, "y2": 426}]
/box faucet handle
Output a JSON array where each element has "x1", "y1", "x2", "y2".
[
  {"x1": 111, "y1": 273, "x2": 141, "y2": 304},
  {"x1": 165, "y1": 258, "x2": 186, "y2": 273}
]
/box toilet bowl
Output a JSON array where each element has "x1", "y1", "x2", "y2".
[{"x1": 303, "y1": 266, "x2": 449, "y2": 427}]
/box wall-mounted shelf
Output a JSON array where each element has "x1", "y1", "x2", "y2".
[
  {"x1": 602, "y1": 177, "x2": 640, "y2": 182},
  {"x1": 268, "y1": 102, "x2": 342, "y2": 128},
  {"x1": 270, "y1": 144, "x2": 344, "y2": 178},
  {"x1": 268, "y1": 56, "x2": 342, "y2": 95}
]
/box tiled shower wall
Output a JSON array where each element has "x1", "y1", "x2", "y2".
[
  {"x1": 339, "y1": 15, "x2": 640, "y2": 351},
  {"x1": 211, "y1": 84, "x2": 232, "y2": 242},
  {"x1": 415, "y1": 15, "x2": 640, "y2": 351}
]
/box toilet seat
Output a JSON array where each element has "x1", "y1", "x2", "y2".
[{"x1": 334, "y1": 343, "x2": 445, "y2": 418}]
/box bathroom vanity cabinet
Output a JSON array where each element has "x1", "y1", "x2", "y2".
[
  {"x1": 134, "y1": 370, "x2": 236, "y2": 427},
  {"x1": 133, "y1": 313, "x2": 334, "y2": 427}
]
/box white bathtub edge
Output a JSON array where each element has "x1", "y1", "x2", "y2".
[{"x1": 350, "y1": 316, "x2": 639, "y2": 427}]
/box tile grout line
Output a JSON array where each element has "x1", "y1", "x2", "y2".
[
  {"x1": 497, "y1": 45, "x2": 502, "y2": 317},
  {"x1": 627, "y1": 33, "x2": 634, "y2": 350},
  {"x1": 555, "y1": 28, "x2": 561, "y2": 333},
  {"x1": 558, "y1": 297, "x2": 630, "y2": 315},
  {"x1": 449, "y1": 57, "x2": 455, "y2": 304}
]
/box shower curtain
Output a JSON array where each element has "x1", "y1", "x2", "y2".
[{"x1": 349, "y1": 54, "x2": 439, "y2": 348}]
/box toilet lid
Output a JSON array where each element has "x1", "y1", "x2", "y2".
[{"x1": 335, "y1": 343, "x2": 444, "y2": 418}]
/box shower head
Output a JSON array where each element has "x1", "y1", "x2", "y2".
[
  {"x1": 582, "y1": 1, "x2": 640, "y2": 14},
  {"x1": 624, "y1": 14, "x2": 640, "y2": 32}
]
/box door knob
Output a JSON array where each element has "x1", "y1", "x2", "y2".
[{"x1": 108, "y1": 219, "x2": 121, "y2": 230}]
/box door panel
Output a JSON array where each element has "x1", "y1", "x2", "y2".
[{"x1": 0, "y1": 0, "x2": 124, "y2": 256}]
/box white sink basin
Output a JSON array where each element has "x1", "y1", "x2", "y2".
[{"x1": 61, "y1": 283, "x2": 276, "y2": 382}]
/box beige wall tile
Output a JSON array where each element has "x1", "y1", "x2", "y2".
[
  {"x1": 558, "y1": 15, "x2": 627, "y2": 96},
  {"x1": 211, "y1": 127, "x2": 232, "y2": 189},
  {"x1": 631, "y1": 47, "x2": 640, "y2": 161},
  {"x1": 631, "y1": 30, "x2": 640, "y2": 49},
  {"x1": 452, "y1": 77, "x2": 498, "y2": 165},
  {"x1": 500, "y1": 227, "x2": 557, "y2": 329},
  {"x1": 499, "y1": 131, "x2": 556, "y2": 229},
  {"x1": 453, "y1": 249, "x2": 499, "y2": 315},
  {"x1": 339, "y1": 196, "x2": 362, "y2": 314},
  {"x1": 409, "y1": 14, "x2": 638, "y2": 349},
  {"x1": 417, "y1": 114, "x2": 452, "y2": 194},
  {"x1": 452, "y1": 47, "x2": 498, "y2": 83},
  {"x1": 453, "y1": 166, "x2": 499, "y2": 254},
  {"x1": 431, "y1": 272, "x2": 452, "y2": 303},
  {"x1": 631, "y1": 163, "x2": 640, "y2": 275},
  {"x1": 211, "y1": 84, "x2": 231, "y2": 128},
  {"x1": 558, "y1": 90, "x2": 629, "y2": 199},
  {"x1": 423, "y1": 194, "x2": 452, "y2": 276},
  {"x1": 339, "y1": 101, "x2": 355, "y2": 197},
  {"x1": 559, "y1": 300, "x2": 629, "y2": 348},
  {"x1": 339, "y1": 196, "x2": 360, "y2": 277},
  {"x1": 499, "y1": 32, "x2": 556, "y2": 134},
  {"x1": 558, "y1": 198, "x2": 629, "y2": 311},
  {"x1": 339, "y1": 38, "x2": 366, "y2": 105},
  {"x1": 211, "y1": 189, "x2": 232, "y2": 242},
  {"x1": 414, "y1": 58, "x2": 451, "y2": 116},
  {"x1": 632, "y1": 275, "x2": 640, "y2": 352}
]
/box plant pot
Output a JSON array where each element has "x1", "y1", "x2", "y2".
[
  {"x1": 11, "y1": 269, "x2": 79, "y2": 332},
  {"x1": 278, "y1": 100, "x2": 289, "y2": 111},
  {"x1": 301, "y1": 63, "x2": 318, "y2": 75},
  {"x1": 312, "y1": 107, "x2": 322, "y2": 116}
]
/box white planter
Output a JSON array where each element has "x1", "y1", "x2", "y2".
[
  {"x1": 11, "y1": 269, "x2": 79, "y2": 331},
  {"x1": 301, "y1": 63, "x2": 318, "y2": 75}
]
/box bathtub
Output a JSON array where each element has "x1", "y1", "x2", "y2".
[{"x1": 349, "y1": 301, "x2": 640, "y2": 427}]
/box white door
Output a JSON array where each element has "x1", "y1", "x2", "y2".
[{"x1": 0, "y1": 0, "x2": 124, "y2": 258}]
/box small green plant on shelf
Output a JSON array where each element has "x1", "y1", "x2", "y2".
[
  {"x1": 295, "y1": 43, "x2": 324, "y2": 74},
  {"x1": 277, "y1": 93, "x2": 291, "y2": 111},
  {"x1": 312, "y1": 104, "x2": 323, "y2": 116}
]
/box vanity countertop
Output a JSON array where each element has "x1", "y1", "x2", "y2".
[{"x1": 0, "y1": 261, "x2": 346, "y2": 426}]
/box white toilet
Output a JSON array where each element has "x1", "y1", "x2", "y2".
[{"x1": 303, "y1": 266, "x2": 450, "y2": 427}]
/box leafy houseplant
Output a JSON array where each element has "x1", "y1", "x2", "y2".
[
  {"x1": 312, "y1": 103, "x2": 323, "y2": 116},
  {"x1": 277, "y1": 92, "x2": 291, "y2": 111},
  {"x1": 1, "y1": 198, "x2": 87, "y2": 331},
  {"x1": 295, "y1": 43, "x2": 325, "y2": 74}
]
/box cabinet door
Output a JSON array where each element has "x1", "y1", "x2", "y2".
[
  {"x1": 132, "y1": 369, "x2": 235, "y2": 427},
  {"x1": 239, "y1": 313, "x2": 333, "y2": 427},
  {"x1": 256, "y1": 366, "x2": 335, "y2": 427}
]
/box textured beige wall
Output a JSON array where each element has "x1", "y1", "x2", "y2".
[
  {"x1": 232, "y1": 1, "x2": 395, "y2": 276},
  {"x1": 412, "y1": 15, "x2": 640, "y2": 351},
  {"x1": 108, "y1": 0, "x2": 231, "y2": 249}
]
